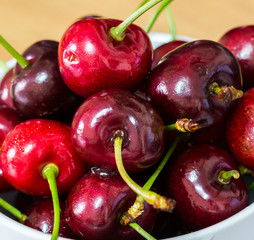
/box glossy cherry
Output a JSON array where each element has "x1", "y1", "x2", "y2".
[
  {"x1": 71, "y1": 89, "x2": 165, "y2": 173},
  {"x1": 227, "y1": 87, "x2": 254, "y2": 170},
  {"x1": 166, "y1": 144, "x2": 249, "y2": 232},
  {"x1": 151, "y1": 40, "x2": 187, "y2": 70},
  {"x1": 65, "y1": 167, "x2": 157, "y2": 240},
  {"x1": 219, "y1": 25, "x2": 254, "y2": 90},
  {"x1": 0, "y1": 37, "x2": 83, "y2": 121},
  {"x1": 23, "y1": 198, "x2": 76, "y2": 238},
  {"x1": 0, "y1": 118, "x2": 87, "y2": 196},
  {"x1": 147, "y1": 40, "x2": 243, "y2": 130},
  {"x1": 58, "y1": 17, "x2": 153, "y2": 98}
]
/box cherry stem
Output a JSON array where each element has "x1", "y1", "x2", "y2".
[
  {"x1": 110, "y1": 0, "x2": 164, "y2": 41},
  {"x1": 0, "y1": 198, "x2": 27, "y2": 223},
  {"x1": 0, "y1": 58, "x2": 9, "y2": 72},
  {"x1": 42, "y1": 163, "x2": 60, "y2": 240},
  {"x1": 114, "y1": 130, "x2": 174, "y2": 212},
  {"x1": 164, "y1": 118, "x2": 205, "y2": 132},
  {"x1": 217, "y1": 170, "x2": 240, "y2": 185},
  {"x1": 146, "y1": 0, "x2": 174, "y2": 33},
  {"x1": 129, "y1": 222, "x2": 157, "y2": 240},
  {"x1": 209, "y1": 82, "x2": 243, "y2": 102},
  {"x1": 0, "y1": 35, "x2": 29, "y2": 69},
  {"x1": 165, "y1": 6, "x2": 176, "y2": 40},
  {"x1": 122, "y1": 134, "x2": 187, "y2": 225}
]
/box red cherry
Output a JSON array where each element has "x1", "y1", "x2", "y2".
[
  {"x1": 0, "y1": 119, "x2": 87, "y2": 196},
  {"x1": 71, "y1": 89, "x2": 165, "y2": 173},
  {"x1": 227, "y1": 87, "x2": 254, "y2": 169},
  {"x1": 58, "y1": 18, "x2": 152, "y2": 98},
  {"x1": 166, "y1": 144, "x2": 249, "y2": 232}
]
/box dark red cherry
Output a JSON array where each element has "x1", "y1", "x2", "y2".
[
  {"x1": 227, "y1": 87, "x2": 254, "y2": 169},
  {"x1": 147, "y1": 40, "x2": 243, "y2": 130},
  {"x1": 0, "y1": 119, "x2": 87, "y2": 196},
  {"x1": 12, "y1": 40, "x2": 83, "y2": 121},
  {"x1": 219, "y1": 25, "x2": 254, "y2": 90},
  {"x1": 23, "y1": 198, "x2": 76, "y2": 238},
  {"x1": 71, "y1": 89, "x2": 165, "y2": 173},
  {"x1": 58, "y1": 18, "x2": 153, "y2": 98},
  {"x1": 151, "y1": 40, "x2": 187, "y2": 70},
  {"x1": 166, "y1": 144, "x2": 249, "y2": 232},
  {"x1": 65, "y1": 167, "x2": 157, "y2": 240}
]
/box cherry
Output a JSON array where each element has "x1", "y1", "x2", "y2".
[
  {"x1": 147, "y1": 40, "x2": 243, "y2": 130},
  {"x1": 0, "y1": 36, "x2": 83, "y2": 121},
  {"x1": 58, "y1": 0, "x2": 165, "y2": 98},
  {"x1": 0, "y1": 67, "x2": 15, "y2": 109},
  {"x1": 166, "y1": 144, "x2": 249, "y2": 232},
  {"x1": 65, "y1": 167, "x2": 157, "y2": 240},
  {"x1": 151, "y1": 40, "x2": 187, "y2": 70},
  {"x1": 227, "y1": 87, "x2": 254, "y2": 170},
  {"x1": 219, "y1": 25, "x2": 254, "y2": 90},
  {"x1": 23, "y1": 198, "x2": 76, "y2": 238},
  {"x1": 71, "y1": 89, "x2": 165, "y2": 173},
  {"x1": 0, "y1": 119, "x2": 88, "y2": 239}
]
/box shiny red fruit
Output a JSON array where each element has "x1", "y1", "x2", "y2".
[{"x1": 58, "y1": 18, "x2": 153, "y2": 98}]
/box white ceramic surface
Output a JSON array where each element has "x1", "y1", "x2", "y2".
[{"x1": 0, "y1": 33, "x2": 253, "y2": 240}]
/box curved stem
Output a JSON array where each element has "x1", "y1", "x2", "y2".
[
  {"x1": 110, "y1": 0, "x2": 164, "y2": 41},
  {"x1": 217, "y1": 170, "x2": 240, "y2": 185},
  {"x1": 0, "y1": 198, "x2": 27, "y2": 223},
  {"x1": 146, "y1": 0, "x2": 174, "y2": 33},
  {"x1": 114, "y1": 131, "x2": 175, "y2": 212},
  {"x1": 0, "y1": 35, "x2": 29, "y2": 69},
  {"x1": 165, "y1": 6, "x2": 176, "y2": 40},
  {"x1": 42, "y1": 163, "x2": 60, "y2": 240},
  {"x1": 122, "y1": 134, "x2": 187, "y2": 225},
  {"x1": 129, "y1": 222, "x2": 157, "y2": 240}
]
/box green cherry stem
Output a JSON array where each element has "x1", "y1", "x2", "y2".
[
  {"x1": 114, "y1": 130, "x2": 174, "y2": 212},
  {"x1": 122, "y1": 134, "x2": 186, "y2": 225},
  {"x1": 110, "y1": 0, "x2": 164, "y2": 41},
  {"x1": 146, "y1": 0, "x2": 174, "y2": 33},
  {"x1": 129, "y1": 222, "x2": 157, "y2": 240},
  {"x1": 0, "y1": 198, "x2": 27, "y2": 223},
  {"x1": 0, "y1": 35, "x2": 29, "y2": 69},
  {"x1": 165, "y1": 6, "x2": 176, "y2": 40},
  {"x1": 217, "y1": 170, "x2": 240, "y2": 185},
  {"x1": 42, "y1": 163, "x2": 60, "y2": 240}
]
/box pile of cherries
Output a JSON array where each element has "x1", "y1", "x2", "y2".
[{"x1": 0, "y1": 1, "x2": 254, "y2": 239}]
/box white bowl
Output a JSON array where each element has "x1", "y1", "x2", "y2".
[{"x1": 0, "y1": 33, "x2": 253, "y2": 240}]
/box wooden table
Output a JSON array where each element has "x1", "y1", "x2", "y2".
[{"x1": 1, "y1": 0, "x2": 254, "y2": 62}]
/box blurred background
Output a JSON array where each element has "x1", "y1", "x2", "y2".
[{"x1": 1, "y1": 0, "x2": 254, "y2": 62}]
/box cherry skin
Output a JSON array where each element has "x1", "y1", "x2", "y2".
[
  {"x1": 147, "y1": 40, "x2": 243, "y2": 129},
  {"x1": 12, "y1": 40, "x2": 83, "y2": 121},
  {"x1": 23, "y1": 198, "x2": 76, "y2": 238},
  {"x1": 0, "y1": 119, "x2": 88, "y2": 196},
  {"x1": 227, "y1": 87, "x2": 254, "y2": 169},
  {"x1": 166, "y1": 144, "x2": 249, "y2": 232},
  {"x1": 151, "y1": 40, "x2": 187, "y2": 70},
  {"x1": 0, "y1": 104, "x2": 23, "y2": 192},
  {"x1": 219, "y1": 25, "x2": 254, "y2": 90},
  {"x1": 71, "y1": 89, "x2": 165, "y2": 173},
  {"x1": 0, "y1": 67, "x2": 15, "y2": 109},
  {"x1": 58, "y1": 18, "x2": 153, "y2": 98},
  {"x1": 65, "y1": 167, "x2": 157, "y2": 240}
]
